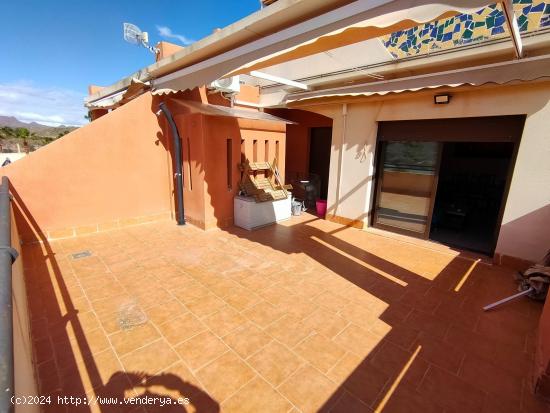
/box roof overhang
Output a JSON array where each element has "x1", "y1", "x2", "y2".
[
  {"x1": 85, "y1": 0, "x2": 354, "y2": 105},
  {"x1": 86, "y1": 0, "x2": 538, "y2": 110},
  {"x1": 85, "y1": 78, "x2": 149, "y2": 110},
  {"x1": 256, "y1": 29, "x2": 550, "y2": 107},
  {"x1": 284, "y1": 54, "x2": 550, "y2": 103},
  {"x1": 152, "y1": 0, "x2": 492, "y2": 94}
]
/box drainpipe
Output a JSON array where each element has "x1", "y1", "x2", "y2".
[
  {"x1": 158, "y1": 102, "x2": 186, "y2": 225},
  {"x1": 334, "y1": 103, "x2": 347, "y2": 216}
]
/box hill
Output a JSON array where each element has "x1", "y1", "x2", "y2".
[
  {"x1": 0, "y1": 116, "x2": 81, "y2": 152},
  {"x1": 0, "y1": 116, "x2": 78, "y2": 138}
]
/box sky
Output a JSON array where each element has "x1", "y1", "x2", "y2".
[{"x1": 0, "y1": 0, "x2": 260, "y2": 126}]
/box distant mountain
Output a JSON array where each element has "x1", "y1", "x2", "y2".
[
  {"x1": 0, "y1": 116, "x2": 78, "y2": 138},
  {"x1": 0, "y1": 116, "x2": 28, "y2": 128}
]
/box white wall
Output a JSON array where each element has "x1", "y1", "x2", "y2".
[
  {"x1": 309, "y1": 103, "x2": 378, "y2": 223},
  {"x1": 0, "y1": 153, "x2": 27, "y2": 166},
  {"x1": 300, "y1": 81, "x2": 550, "y2": 262}
]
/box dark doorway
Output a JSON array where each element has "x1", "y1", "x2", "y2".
[
  {"x1": 430, "y1": 142, "x2": 514, "y2": 255},
  {"x1": 309, "y1": 127, "x2": 332, "y2": 200},
  {"x1": 373, "y1": 116, "x2": 525, "y2": 256}
]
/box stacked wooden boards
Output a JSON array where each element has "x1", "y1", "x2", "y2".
[{"x1": 239, "y1": 159, "x2": 292, "y2": 202}]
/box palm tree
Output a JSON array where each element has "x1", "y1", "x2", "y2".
[{"x1": 15, "y1": 127, "x2": 30, "y2": 140}]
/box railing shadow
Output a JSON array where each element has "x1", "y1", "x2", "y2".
[
  {"x1": 10, "y1": 184, "x2": 219, "y2": 413},
  {"x1": 11, "y1": 183, "x2": 101, "y2": 411}
]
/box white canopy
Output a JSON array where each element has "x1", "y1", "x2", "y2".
[
  {"x1": 251, "y1": 38, "x2": 392, "y2": 89},
  {"x1": 285, "y1": 55, "x2": 550, "y2": 102},
  {"x1": 86, "y1": 79, "x2": 149, "y2": 110},
  {"x1": 153, "y1": 1, "x2": 493, "y2": 93}
]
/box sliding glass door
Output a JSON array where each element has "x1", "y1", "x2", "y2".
[{"x1": 373, "y1": 141, "x2": 440, "y2": 238}]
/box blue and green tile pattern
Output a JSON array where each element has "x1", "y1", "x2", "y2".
[{"x1": 381, "y1": 1, "x2": 550, "y2": 59}]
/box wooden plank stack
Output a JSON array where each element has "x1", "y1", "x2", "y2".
[{"x1": 239, "y1": 159, "x2": 292, "y2": 202}]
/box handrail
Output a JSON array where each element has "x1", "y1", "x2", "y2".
[{"x1": 0, "y1": 176, "x2": 18, "y2": 413}]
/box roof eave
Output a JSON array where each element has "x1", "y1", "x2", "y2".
[{"x1": 86, "y1": 0, "x2": 354, "y2": 104}]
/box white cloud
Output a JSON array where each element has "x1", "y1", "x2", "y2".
[
  {"x1": 0, "y1": 81, "x2": 87, "y2": 127},
  {"x1": 156, "y1": 25, "x2": 195, "y2": 46}
]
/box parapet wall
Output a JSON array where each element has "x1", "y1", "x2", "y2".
[{"x1": 3, "y1": 92, "x2": 174, "y2": 243}]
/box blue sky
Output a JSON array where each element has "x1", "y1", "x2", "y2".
[{"x1": 0, "y1": 0, "x2": 259, "y2": 126}]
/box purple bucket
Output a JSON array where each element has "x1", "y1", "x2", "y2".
[{"x1": 316, "y1": 200, "x2": 327, "y2": 218}]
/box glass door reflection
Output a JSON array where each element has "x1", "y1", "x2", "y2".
[{"x1": 374, "y1": 141, "x2": 440, "y2": 237}]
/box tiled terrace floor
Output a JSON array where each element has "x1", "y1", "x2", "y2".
[{"x1": 24, "y1": 213, "x2": 549, "y2": 413}]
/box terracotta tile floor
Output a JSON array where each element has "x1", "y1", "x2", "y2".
[{"x1": 24, "y1": 213, "x2": 550, "y2": 413}]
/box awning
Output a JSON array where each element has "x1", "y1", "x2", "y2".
[
  {"x1": 152, "y1": 1, "x2": 492, "y2": 93},
  {"x1": 225, "y1": 3, "x2": 487, "y2": 76},
  {"x1": 168, "y1": 99, "x2": 295, "y2": 123},
  {"x1": 285, "y1": 54, "x2": 550, "y2": 103},
  {"x1": 86, "y1": 78, "x2": 149, "y2": 110}
]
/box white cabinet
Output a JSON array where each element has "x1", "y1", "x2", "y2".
[{"x1": 234, "y1": 195, "x2": 291, "y2": 230}]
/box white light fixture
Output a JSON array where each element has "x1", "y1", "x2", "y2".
[{"x1": 434, "y1": 94, "x2": 450, "y2": 104}]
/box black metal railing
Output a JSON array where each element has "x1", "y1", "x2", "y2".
[{"x1": 0, "y1": 176, "x2": 18, "y2": 413}]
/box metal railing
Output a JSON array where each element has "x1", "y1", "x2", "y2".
[{"x1": 0, "y1": 176, "x2": 18, "y2": 413}]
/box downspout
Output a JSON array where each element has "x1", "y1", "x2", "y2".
[
  {"x1": 158, "y1": 102, "x2": 186, "y2": 225},
  {"x1": 334, "y1": 103, "x2": 347, "y2": 216}
]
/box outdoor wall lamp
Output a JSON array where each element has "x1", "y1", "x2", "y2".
[{"x1": 434, "y1": 94, "x2": 451, "y2": 104}]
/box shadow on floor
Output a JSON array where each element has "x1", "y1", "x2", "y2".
[
  {"x1": 11, "y1": 184, "x2": 219, "y2": 413},
  {"x1": 12, "y1": 165, "x2": 549, "y2": 412},
  {"x1": 224, "y1": 214, "x2": 547, "y2": 413},
  {"x1": 97, "y1": 371, "x2": 217, "y2": 412}
]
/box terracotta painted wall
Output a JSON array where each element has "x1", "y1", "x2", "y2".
[
  {"x1": 156, "y1": 41, "x2": 185, "y2": 61},
  {"x1": 299, "y1": 82, "x2": 550, "y2": 264},
  {"x1": 172, "y1": 110, "x2": 286, "y2": 230},
  {"x1": 285, "y1": 124, "x2": 310, "y2": 177},
  {"x1": 203, "y1": 116, "x2": 243, "y2": 229},
  {"x1": 2, "y1": 86, "x2": 286, "y2": 241},
  {"x1": 202, "y1": 116, "x2": 286, "y2": 229},
  {"x1": 235, "y1": 85, "x2": 260, "y2": 106},
  {"x1": 88, "y1": 85, "x2": 104, "y2": 95},
  {"x1": 205, "y1": 85, "x2": 260, "y2": 109},
  {"x1": 3, "y1": 92, "x2": 174, "y2": 242},
  {"x1": 267, "y1": 109, "x2": 333, "y2": 180}
]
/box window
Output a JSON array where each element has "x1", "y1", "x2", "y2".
[{"x1": 227, "y1": 139, "x2": 233, "y2": 190}]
